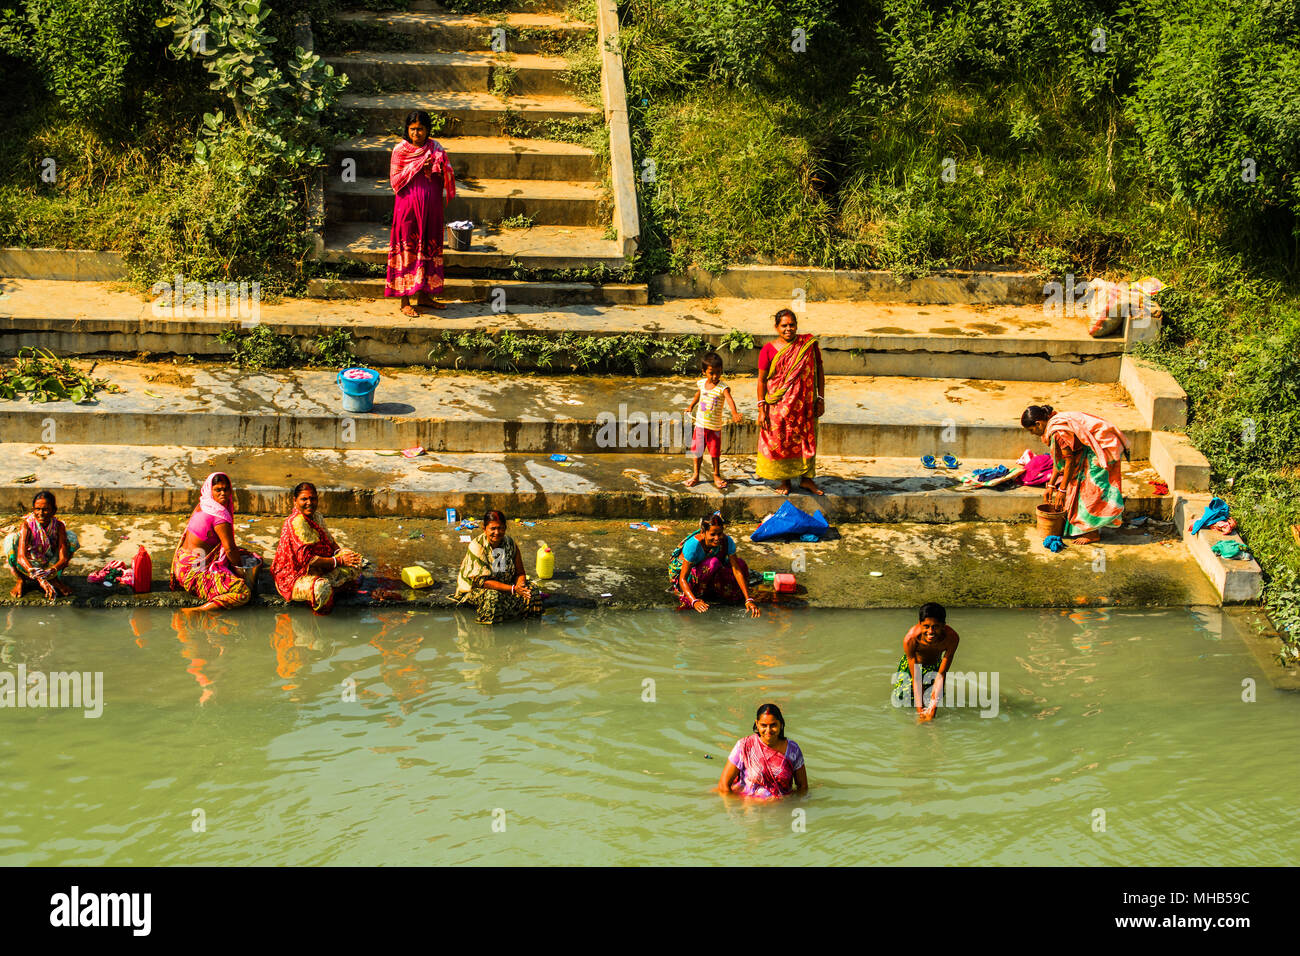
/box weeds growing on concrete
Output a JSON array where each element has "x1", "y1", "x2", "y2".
[
  {"x1": 0, "y1": 348, "x2": 120, "y2": 403},
  {"x1": 429, "y1": 329, "x2": 705, "y2": 375}
]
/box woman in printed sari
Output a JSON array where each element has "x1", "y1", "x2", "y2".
[
  {"x1": 718, "y1": 703, "x2": 807, "y2": 799},
  {"x1": 3, "y1": 490, "x2": 79, "y2": 599},
  {"x1": 757, "y1": 309, "x2": 825, "y2": 495},
  {"x1": 1021, "y1": 404, "x2": 1129, "y2": 543},
  {"x1": 386, "y1": 109, "x2": 456, "y2": 318},
  {"x1": 453, "y1": 509, "x2": 543, "y2": 625},
  {"x1": 270, "y1": 482, "x2": 364, "y2": 615},
  {"x1": 668, "y1": 512, "x2": 760, "y2": 617},
  {"x1": 170, "y1": 472, "x2": 261, "y2": 613}
]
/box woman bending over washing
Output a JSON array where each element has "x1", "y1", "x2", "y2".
[
  {"x1": 3, "y1": 490, "x2": 79, "y2": 600},
  {"x1": 1021, "y1": 404, "x2": 1129, "y2": 544},
  {"x1": 668, "y1": 512, "x2": 760, "y2": 617}
]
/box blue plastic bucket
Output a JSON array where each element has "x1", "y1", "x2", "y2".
[{"x1": 337, "y1": 367, "x2": 380, "y2": 413}]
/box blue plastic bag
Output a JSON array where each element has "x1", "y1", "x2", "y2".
[{"x1": 751, "y1": 502, "x2": 830, "y2": 542}]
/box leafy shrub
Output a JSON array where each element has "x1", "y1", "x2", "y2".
[
  {"x1": 1131, "y1": 2, "x2": 1300, "y2": 239},
  {"x1": 0, "y1": 0, "x2": 165, "y2": 124}
]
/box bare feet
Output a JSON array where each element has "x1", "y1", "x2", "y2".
[
  {"x1": 800, "y1": 477, "x2": 825, "y2": 496},
  {"x1": 417, "y1": 295, "x2": 446, "y2": 310},
  {"x1": 400, "y1": 303, "x2": 418, "y2": 318},
  {"x1": 776, "y1": 481, "x2": 792, "y2": 496},
  {"x1": 9, "y1": 579, "x2": 24, "y2": 598},
  {"x1": 684, "y1": 476, "x2": 700, "y2": 488},
  {"x1": 1074, "y1": 531, "x2": 1100, "y2": 544},
  {"x1": 713, "y1": 476, "x2": 728, "y2": 490},
  {"x1": 52, "y1": 579, "x2": 73, "y2": 597}
]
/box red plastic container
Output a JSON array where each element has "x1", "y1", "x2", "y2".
[
  {"x1": 773, "y1": 573, "x2": 796, "y2": 593},
  {"x1": 132, "y1": 545, "x2": 152, "y2": 594}
]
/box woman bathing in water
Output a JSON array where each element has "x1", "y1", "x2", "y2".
[
  {"x1": 718, "y1": 703, "x2": 808, "y2": 799},
  {"x1": 1020, "y1": 404, "x2": 1129, "y2": 544},
  {"x1": 892, "y1": 602, "x2": 960, "y2": 721}
]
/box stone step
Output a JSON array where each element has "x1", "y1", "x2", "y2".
[
  {"x1": 322, "y1": 221, "x2": 627, "y2": 270},
  {"x1": 0, "y1": 281, "x2": 1125, "y2": 380},
  {"x1": 0, "y1": 444, "x2": 1173, "y2": 522},
  {"x1": 328, "y1": 10, "x2": 593, "y2": 54},
  {"x1": 324, "y1": 51, "x2": 572, "y2": 96},
  {"x1": 0, "y1": 364, "x2": 1152, "y2": 459},
  {"x1": 327, "y1": 175, "x2": 606, "y2": 226},
  {"x1": 333, "y1": 134, "x2": 598, "y2": 181},
  {"x1": 306, "y1": 276, "x2": 648, "y2": 305},
  {"x1": 339, "y1": 90, "x2": 598, "y2": 137}
]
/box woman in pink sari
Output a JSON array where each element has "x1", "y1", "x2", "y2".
[
  {"x1": 718, "y1": 703, "x2": 808, "y2": 800},
  {"x1": 170, "y1": 472, "x2": 261, "y2": 613},
  {"x1": 386, "y1": 109, "x2": 456, "y2": 318},
  {"x1": 757, "y1": 309, "x2": 826, "y2": 495}
]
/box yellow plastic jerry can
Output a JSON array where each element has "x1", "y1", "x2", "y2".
[
  {"x1": 536, "y1": 543, "x2": 554, "y2": 580},
  {"x1": 401, "y1": 565, "x2": 433, "y2": 589}
]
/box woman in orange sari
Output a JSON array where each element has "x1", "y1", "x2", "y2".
[{"x1": 756, "y1": 309, "x2": 825, "y2": 495}]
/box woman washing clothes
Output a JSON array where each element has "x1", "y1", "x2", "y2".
[
  {"x1": 668, "y1": 512, "x2": 760, "y2": 617},
  {"x1": 718, "y1": 703, "x2": 807, "y2": 799},
  {"x1": 270, "y1": 482, "x2": 364, "y2": 615},
  {"x1": 1020, "y1": 404, "x2": 1129, "y2": 543},
  {"x1": 453, "y1": 509, "x2": 543, "y2": 625},
  {"x1": 171, "y1": 472, "x2": 261, "y2": 612},
  {"x1": 3, "y1": 491, "x2": 79, "y2": 600}
]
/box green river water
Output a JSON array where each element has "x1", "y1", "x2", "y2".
[{"x1": 0, "y1": 605, "x2": 1295, "y2": 866}]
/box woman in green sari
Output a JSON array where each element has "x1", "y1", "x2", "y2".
[{"x1": 453, "y1": 509, "x2": 544, "y2": 624}]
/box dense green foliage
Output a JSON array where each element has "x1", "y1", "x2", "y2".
[{"x1": 0, "y1": 0, "x2": 165, "y2": 124}]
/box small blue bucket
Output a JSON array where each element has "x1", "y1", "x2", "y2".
[{"x1": 337, "y1": 367, "x2": 380, "y2": 413}]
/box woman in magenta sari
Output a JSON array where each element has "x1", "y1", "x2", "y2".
[
  {"x1": 718, "y1": 703, "x2": 808, "y2": 800},
  {"x1": 270, "y1": 482, "x2": 364, "y2": 615},
  {"x1": 170, "y1": 472, "x2": 261, "y2": 613},
  {"x1": 386, "y1": 109, "x2": 456, "y2": 318},
  {"x1": 757, "y1": 309, "x2": 825, "y2": 495}
]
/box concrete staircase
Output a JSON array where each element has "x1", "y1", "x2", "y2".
[
  {"x1": 0, "y1": 269, "x2": 1260, "y2": 604},
  {"x1": 312, "y1": 0, "x2": 643, "y2": 304}
]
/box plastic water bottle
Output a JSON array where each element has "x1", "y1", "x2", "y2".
[{"x1": 536, "y1": 542, "x2": 554, "y2": 580}]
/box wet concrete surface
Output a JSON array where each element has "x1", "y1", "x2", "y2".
[{"x1": 0, "y1": 512, "x2": 1221, "y2": 611}]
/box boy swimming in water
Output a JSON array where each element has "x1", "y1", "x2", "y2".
[{"x1": 892, "y1": 602, "x2": 960, "y2": 721}]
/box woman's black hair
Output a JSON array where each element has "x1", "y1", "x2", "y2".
[
  {"x1": 402, "y1": 109, "x2": 434, "y2": 141},
  {"x1": 32, "y1": 490, "x2": 56, "y2": 510},
  {"x1": 210, "y1": 472, "x2": 232, "y2": 488},
  {"x1": 699, "y1": 510, "x2": 727, "y2": 532},
  {"x1": 1020, "y1": 405, "x2": 1056, "y2": 428},
  {"x1": 701, "y1": 350, "x2": 723, "y2": 371},
  {"x1": 483, "y1": 509, "x2": 508, "y2": 527},
  {"x1": 774, "y1": 308, "x2": 797, "y2": 326},
  {"x1": 292, "y1": 481, "x2": 317, "y2": 499},
  {"x1": 753, "y1": 702, "x2": 787, "y2": 739},
  {"x1": 919, "y1": 602, "x2": 947, "y2": 624}
]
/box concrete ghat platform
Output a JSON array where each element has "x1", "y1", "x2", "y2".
[
  {"x1": 0, "y1": 446, "x2": 1173, "y2": 521},
  {"x1": 0, "y1": 280, "x2": 1125, "y2": 381},
  {"x1": 0, "y1": 514, "x2": 1221, "y2": 610},
  {"x1": 0, "y1": 362, "x2": 1147, "y2": 459}
]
